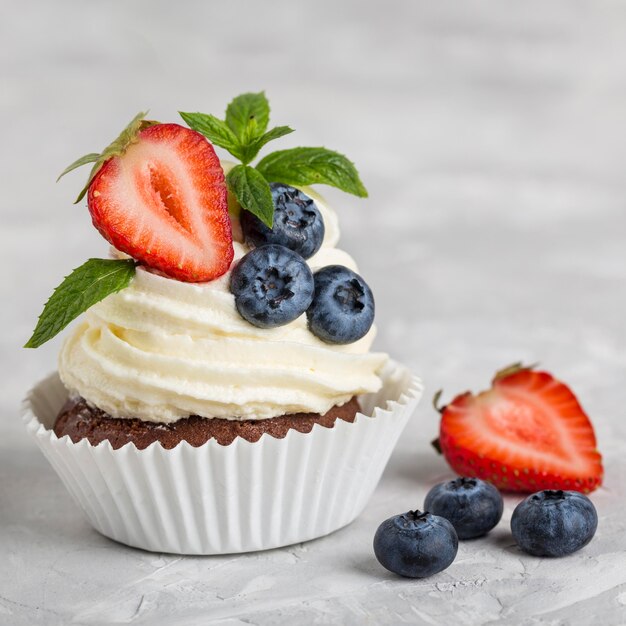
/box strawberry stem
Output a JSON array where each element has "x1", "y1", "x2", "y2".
[
  {"x1": 493, "y1": 361, "x2": 539, "y2": 383},
  {"x1": 57, "y1": 112, "x2": 159, "y2": 204},
  {"x1": 432, "y1": 389, "x2": 445, "y2": 414}
]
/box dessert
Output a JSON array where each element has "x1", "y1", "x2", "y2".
[{"x1": 22, "y1": 92, "x2": 423, "y2": 554}]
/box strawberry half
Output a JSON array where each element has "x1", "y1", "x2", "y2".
[
  {"x1": 87, "y1": 123, "x2": 233, "y2": 282},
  {"x1": 434, "y1": 364, "x2": 603, "y2": 494}
]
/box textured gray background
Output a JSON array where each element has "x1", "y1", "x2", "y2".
[{"x1": 2, "y1": 0, "x2": 626, "y2": 624}]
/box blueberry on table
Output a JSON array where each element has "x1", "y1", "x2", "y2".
[
  {"x1": 307, "y1": 265, "x2": 374, "y2": 344},
  {"x1": 511, "y1": 490, "x2": 598, "y2": 557},
  {"x1": 424, "y1": 477, "x2": 504, "y2": 539},
  {"x1": 241, "y1": 183, "x2": 325, "y2": 259},
  {"x1": 373, "y1": 510, "x2": 458, "y2": 578},
  {"x1": 230, "y1": 244, "x2": 314, "y2": 328}
]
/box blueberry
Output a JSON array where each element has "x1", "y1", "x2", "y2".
[
  {"x1": 241, "y1": 183, "x2": 325, "y2": 260},
  {"x1": 230, "y1": 244, "x2": 314, "y2": 328},
  {"x1": 424, "y1": 477, "x2": 504, "y2": 539},
  {"x1": 511, "y1": 490, "x2": 598, "y2": 557},
  {"x1": 373, "y1": 510, "x2": 458, "y2": 578},
  {"x1": 307, "y1": 265, "x2": 374, "y2": 344}
]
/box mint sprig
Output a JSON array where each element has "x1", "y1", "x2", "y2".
[
  {"x1": 25, "y1": 259, "x2": 136, "y2": 348},
  {"x1": 58, "y1": 111, "x2": 157, "y2": 203},
  {"x1": 256, "y1": 147, "x2": 367, "y2": 198},
  {"x1": 239, "y1": 125, "x2": 294, "y2": 166},
  {"x1": 180, "y1": 92, "x2": 368, "y2": 227},
  {"x1": 178, "y1": 112, "x2": 241, "y2": 158},
  {"x1": 226, "y1": 92, "x2": 270, "y2": 141},
  {"x1": 181, "y1": 93, "x2": 293, "y2": 167},
  {"x1": 226, "y1": 165, "x2": 274, "y2": 228}
]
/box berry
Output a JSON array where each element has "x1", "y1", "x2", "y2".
[
  {"x1": 241, "y1": 183, "x2": 325, "y2": 259},
  {"x1": 511, "y1": 490, "x2": 598, "y2": 557},
  {"x1": 424, "y1": 477, "x2": 503, "y2": 539},
  {"x1": 88, "y1": 124, "x2": 233, "y2": 282},
  {"x1": 373, "y1": 510, "x2": 458, "y2": 578},
  {"x1": 307, "y1": 265, "x2": 374, "y2": 344},
  {"x1": 434, "y1": 364, "x2": 603, "y2": 494},
  {"x1": 230, "y1": 244, "x2": 314, "y2": 328}
]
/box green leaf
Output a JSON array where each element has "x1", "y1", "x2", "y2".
[
  {"x1": 103, "y1": 111, "x2": 150, "y2": 158},
  {"x1": 226, "y1": 164, "x2": 274, "y2": 228},
  {"x1": 240, "y1": 117, "x2": 260, "y2": 152},
  {"x1": 181, "y1": 96, "x2": 291, "y2": 165},
  {"x1": 63, "y1": 111, "x2": 152, "y2": 204},
  {"x1": 57, "y1": 153, "x2": 101, "y2": 182},
  {"x1": 256, "y1": 125, "x2": 294, "y2": 146},
  {"x1": 239, "y1": 125, "x2": 294, "y2": 165},
  {"x1": 24, "y1": 259, "x2": 136, "y2": 349},
  {"x1": 179, "y1": 111, "x2": 242, "y2": 158},
  {"x1": 226, "y1": 92, "x2": 269, "y2": 142},
  {"x1": 256, "y1": 147, "x2": 368, "y2": 197},
  {"x1": 73, "y1": 160, "x2": 104, "y2": 204}
]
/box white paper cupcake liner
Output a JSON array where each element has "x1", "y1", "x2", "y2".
[{"x1": 22, "y1": 360, "x2": 423, "y2": 555}]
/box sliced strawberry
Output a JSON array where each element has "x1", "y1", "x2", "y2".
[
  {"x1": 435, "y1": 364, "x2": 603, "y2": 494},
  {"x1": 88, "y1": 123, "x2": 233, "y2": 282}
]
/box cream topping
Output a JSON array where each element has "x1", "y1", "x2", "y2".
[{"x1": 58, "y1": 188, "x2": 387, "y2": 422}]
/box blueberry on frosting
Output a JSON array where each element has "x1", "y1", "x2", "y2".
[
  {"x1": 230, "y1": 244, "x2": 314, "y2": 329},
  {"x1": 241, "y1": 184, "x2": 325, "y2": 260},
  {"x1": 307, "y1": 265, "x2": 374, "y2": 344}
]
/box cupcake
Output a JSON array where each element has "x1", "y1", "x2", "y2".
[{"x1": 23, "y1": 93, "x2": 423, "y2": 554}]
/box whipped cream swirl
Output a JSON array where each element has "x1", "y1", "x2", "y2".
[{"x1": 58, "y1": 189, "x2": 387, "y2": 423}]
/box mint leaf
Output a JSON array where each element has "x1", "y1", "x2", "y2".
[
  {"x1": 226, "y1": 165, "x2": 274, "y2": 228},
  {"x1": 226, "y1": 92, "x2": 269, "y2": 142},
  {"x1": 256, "y1": 147, "x2": 368, "y2": 197},
  {"x1": 182, "y1": 96, "x2": 292, "y2": 165},
  {"x1": 240, "y1": 118, "x2": 261, "y2": 153},
  {"x1": 239, "y1": 125, "x2": 294, "y2": 164},
  {"x1": 24, "y1": 259, "x2": 136, "y2": 349},
  {"x1": 256, "y1": 125, "x2": 294, "y2": 145},
  {"x1": 179, "y1": 111, "x2": 242, "y2": 158}
]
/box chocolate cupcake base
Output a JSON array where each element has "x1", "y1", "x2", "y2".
[
  {"x1": 25, "y1": 363, "x2": 422, "y2": 554},
  {"x1": 54, "y1": 396, "x2": 360, "y2": 448}
]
